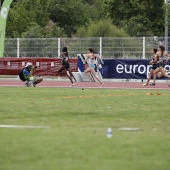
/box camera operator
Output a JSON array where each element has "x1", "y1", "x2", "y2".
[{"x1": 23, "y1": 62, "x2": 43, "y2": 87}]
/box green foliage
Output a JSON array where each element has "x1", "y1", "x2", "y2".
[
  {"x1": 76, "y1": 19, "x2": 129, "y2": 37},
  {"x1": 83, "y1": 0, "x2": 106, "y2": 21},
  {"x1": 103, "y1": 0, "x2": 165, "y2": 36},
  {"x1": 5, "y1": 0, "x2": 167, "y2": 37},
  {"x1": 6, "y1": 0, "x2": 106, "y2": 38},
  {"x1": 44, "y1": 20, "x2": 65, "y2": 38},
  {"x1": 6, "y1": 0, "x2": 51, "y2": 38},
  {"x1": 7, "y1": 2, "x2": 30, "y2": 38},
  {"x1": 21, "y1": 23, "x2": 44, "y2": 38},
  {"x1": 168, "y1": 3, "x2": 170, "y2": 35},
  {"x1": 76, "y1": 27, "x2": 87, "y2": 37},
  {"x1": 49, "y1": 0, "x2": 89, "y2": 37},
  {"x1": 125, "y1": 20, "x2": 153, "y2": 37}
]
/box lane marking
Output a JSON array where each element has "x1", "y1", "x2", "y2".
[
  {"x1": 118, "y1": 127, "x2": 141, "y2": 131},
  {"x1": 0, "y1": 125, "x2": 50, "y2": 129}
]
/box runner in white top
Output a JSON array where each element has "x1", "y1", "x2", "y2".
[{"x1": 84, "y1": 48, "x2": 104, "y2": 87}]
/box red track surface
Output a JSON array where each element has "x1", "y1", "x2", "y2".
[{"x1": 0, "y1": 79, "x2": 170, "y2": 89}]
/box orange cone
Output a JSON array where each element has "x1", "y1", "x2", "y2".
[
  {"x1": 155, "y1": 92, "x2": 161, "y2": 95},
  {"x1": 146, "y1": 92, "x2": 154, "y2": 95}
]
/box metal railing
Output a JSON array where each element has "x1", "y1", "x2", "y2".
[{"x1": 4, "y1": 37, "x2": 169, "y2": 59}]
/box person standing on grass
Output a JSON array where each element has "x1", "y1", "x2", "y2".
[
  {"x1": 58, "y1": 47, "x2": 76, "y2": 86},
  {"x1": 150, "y1": 45, "x2": 170, "y2": 86},
  {"x1": 23, "y1": 62, "x2": 43, "y2": 87},
  {"x1": 84, "y1": 48, "x2": 104, "y2": 87},
  {"x1": 143, "y1": 48, "x2": 158, "y2": 86}
]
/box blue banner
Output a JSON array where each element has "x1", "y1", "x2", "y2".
[{"x1": 102, "y1": 59, "x2": 170, "y2": 79}]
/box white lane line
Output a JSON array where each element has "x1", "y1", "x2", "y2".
[
  {"x1": 118, "y1": 127, "x2": 141, "y2": 131},
  {"x1": 0, "y1": 125, "x2": 50, "y2": 128}
]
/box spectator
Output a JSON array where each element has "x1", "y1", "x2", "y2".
[{"x1": 23, "y1": 62, "x2": 43, "y2": 87}]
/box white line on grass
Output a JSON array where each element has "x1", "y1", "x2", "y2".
[
  {"x1": 0, "y1": 125, "x2": 50, "y2": 129},
  {"x1": 118, "y1": 127, "x2": 141, "y2": 131}
]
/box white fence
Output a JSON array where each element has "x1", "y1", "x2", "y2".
[{"x1": 4, "y1": 37, "x2": 169, "y2": 59}]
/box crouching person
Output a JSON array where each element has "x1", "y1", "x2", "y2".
[{"x1": 22, "y1": 62, "x2": 43, "y2": 87}]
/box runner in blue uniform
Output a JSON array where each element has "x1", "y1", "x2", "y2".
[{"x1": 84, "y1": 48, "x2": 104, "y2": 87}]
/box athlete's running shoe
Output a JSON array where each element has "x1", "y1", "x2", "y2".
[
  {"x1": 150, "y1": 83, "x2": 155, "y2": 86},
  {"x1": 71, "y1": 83, "x2": 75, "y2": 87},
  {"x1": 100, "y1": 83, "x2": 104, "y2": 88},
  {"x1": 143, "y1": 83, "x2": 148, "y2": 86},
  {"x1": 90, "y1": 78, "x2": 94, "y2": 83}
]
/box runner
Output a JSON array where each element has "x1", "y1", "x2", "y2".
[
  {"x1": 150, "y1": 45, "x2": 170, "y2": 86},
  {"x1": 143, "y1": 48, "x2": 159, "y2": 86},
  {"x1": 84, "y1": 48, "x2": 104, "y2": 87},
  {"x1": 58, "y1": 47, "x2": 76, "y2": 86}
]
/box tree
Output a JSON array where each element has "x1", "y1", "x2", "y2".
[
  {"x1": 82, "y1": 0, "x2": 106, "y2": 21},
  {"x1": 103, "y1": 0, "x2": 165, "y2": 36},
  {"x1": 6, "y1": 0, "x2": 51, "y2": 38},
  {"x1": 21, "y1": 23, "x2": 44, "y2": 38},
  {"x1": 44, "y1": 20, "x2": 65, "y2": 38},
  {"x1": 168, "y1": 3, "x2": 170, "y2": 35},
  {"x1": 76, "y1": 19, "x2": 128, "y2": 37},
  {"x1": 49, "y1": 0, "x2": 90, "y2": 37}
]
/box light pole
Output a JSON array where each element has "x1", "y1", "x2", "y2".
[{"x1": 165, "y1": 0, "x2": 169, "y2": 52}]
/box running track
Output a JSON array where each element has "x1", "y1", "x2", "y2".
[{"x1": 0, "y1": 79, "x2": 170, "y2": 90}]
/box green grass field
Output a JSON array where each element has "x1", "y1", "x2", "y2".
[{"x1": 0, "y1": 87, "x2": 170, "y2": 170}]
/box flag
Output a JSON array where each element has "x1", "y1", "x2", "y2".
[{"x1": 0, "y1": 0, "x2": 13, "y2": 57}]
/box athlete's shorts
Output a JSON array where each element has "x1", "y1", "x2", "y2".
[
  {"x1": 158, "y1": 62, "x2": 165, "y2": 68},
  {"x1": 152, "y1": 64, "x2": 158, "y2": 70},
  {"x1": 90, "y1": 63, "x2": 96, "y2": 68},
  {"x1": 62, "y1": 61, "x2": 70, "y2": 69},
  {"x1": 26, "y1": 77, "x2": 39, "y2": 87}
]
